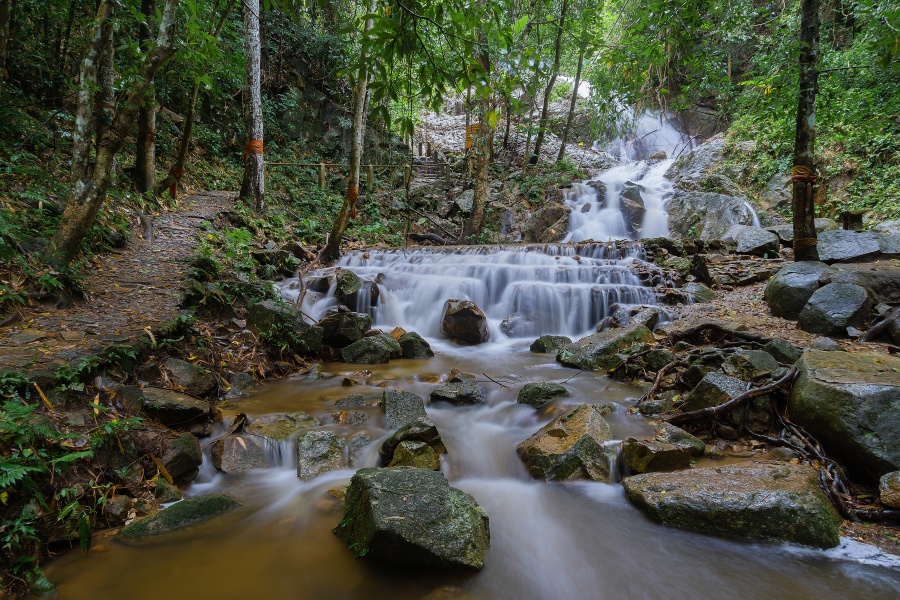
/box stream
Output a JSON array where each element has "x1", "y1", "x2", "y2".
[{"x1": 44, "y1": 117, "x2": 900, "y2": 598}]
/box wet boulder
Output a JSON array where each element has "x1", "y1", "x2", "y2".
[
  {"x1": 766, "y1": 225, "x2": 794, "y2": 246},
  {"x1": 380, "y1": 418, "x2": 447, "y2": 470},
  {"x1": 335, "y1": 392, "x2": 384, "y2": 408},
  {"x1": 817, "y1": 229, "x2": 883, "y2": 263},
  {"x1": 667, "y1": 191, "x2": 758, "y2": 241},
  {"x1": 333, "y1": 467, "x2": 490, "y2": 570},
  {"x1": 620, "y1": 183, "x2": 647, "y2": 237},
  {"x1": 210, "y1": 435, "x2": 266, "y2": 473},
  {"x1": 516, "y1": 382, "x2": 570, "y2": 408},
  {"x1": 516, "y1": 404, "x2": 616, "y2": 482},
  {"x1": 763, "y1": 261, "x2": 831, "y2": 319},
  {"x1": 120, "y1": 495, "x2": 241, "y2": 540},
  {"x1": 682, "y1": 282, "x2": 715, "y2": 303},
  {"x1": 383, "y1": 390, "x2": 429, "y2": 429},
  {"x1": 623, "y1": 461, "x2": 841, "y2": 549},
  {"x1": 160, "y1": 432, "x2": 203, "y2": 484},
  {"x1": 797, "y1": 282, "x2": 873, "y2": 336},
  {"x1": 398, "y1": 332, "x2": 434, "y2": 359},
  {"x1": 163, "y1": 358, "x2": 217, "y2": 397},
  {"x1": 335, "y1": 268, "x2": 362, "y2": 298},
  {"x1": 139, "y1": 387, "x2": 214, "y2": 434},
  {"x1": 721, "y1": 225, "x2": 780, "y2": 256},
  {"x1": 652, "y1": 422, "x2": 706, "y2": 455},
  {"x1": 679, "y1": 371, "x2": 746, "y2": 413},
  {"x1": 762, "y1": 339, "x2": 802, "y2": 365},
  {"x1": 317, "y1": 306, "x2": 373, "y2": 347},
  {"x1": 441, "y1": 299, "x2": 490, "y2": 344},
  {"x1": 246, "y1": 299, "x2": 324, "y2": 353},
  {"x1": 623, "y1": 438, "x2": 691, "y2": 474},
  {"x1": 556, "y1": 324, "x2": 655, "y2": 372},
  {"x1": 340, "y1": 333, "x2": 402, "y2": 364},
  {"x1": 530, "y1": 335, "x2": 572, "y2": 353},
  {"x1": 522, "y1": 203, "x2": 571, "y2": 244},
  {"x1": 430, "y1": 380, "x2": 487, "y2": 406},
  {"x1": 721, "y1": 349, "x2": 779, "y2": 380},
  {"x1": 297, "y1": 431, "x2": 348, "y2": 480},
  {"x1": 247, "y1": 412, "x2": 320, "y2": 442},
  {"x1": 880, "y1": 472, "x2": 900, "y2": 509},
  {"x1": 788, "y1": 350, "x2": 900, "y2": 482}
]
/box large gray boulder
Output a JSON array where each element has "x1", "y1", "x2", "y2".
[
  {"x1": 160, "y1": 432, "x2": 203, "y2": 484},
  {"x1": 516, "y1": 404, "x2": 616, "y2": 482},
  {"x1": 139, "y1": 387, "x2": 214, "y2": 432},
  {"x1": 340, "y1": 333, "x2": 402, "y2": 364},
  {"x1": 788, "y1": 350, "x2": 900, "y2": 482},
  {"x1": 817, "y1": 229, "x2": 882, "y2": 263},
  {"x1": 763, "y1": 261, "x2": 831, "y2": 319},
  {"x1": 664, "y1": 135, "x2": 726, "y2": 187},
  {"x1": 211, "y1": 435, "x2": 266, "y2": 473},
  {"x1": 556, "y1": 323, "x2": 655, "y2": 371},
  {"x1": 620, "y1": 183, "x2": 647, "y2": 237},
  {"x1": 797, "y1": 282, "x2": 873, "y2": 336},
  {"x1": 721, "y1": 225, "x2": 780, "y2": 256},
  {"x1": 522, "y1": 203, "x2": 571, "y2": 244},
  {"x1": 680, "y1": 371, "x2": 746, "y2": 413},
  {"x1": 441, "y1": 300, "x2": 490, "y2": 344},
  {"x1": 667, "y1": 192, "x2": 759, "y2": 241},
  {"x1": 297, "y1": 430, "x2": 347, "y2": 480},
  {"x1": 333, "y1": 467, "x2": 490, "y2": 569},
  {"x1": 163, "y1": 358, "x2": 217, "y2": 397},
  {"x1": 623, "y1": 462, "x2": 841, "y2": 548},
  {"x1": 383, "y1": 390, "x2": 429, "y2": 429}
]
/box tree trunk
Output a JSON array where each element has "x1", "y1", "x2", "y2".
[
  {"x1": 792, "y1": 0, "x2": 820, "y2": 262},
  {"x1": 157, "y1": 0, "x2": 235, "y2": 198},
  {"x1": 323, "y1": 0, "x2": 376, "y2": 263},
  {"x1": 45, "y1": 0, "x2": 180, "y2": 269},
  {"x1": 95, "y1": 8, "x2": 115, "y2": 153},
  {"x1": 557, "y1": 45, "x2": 584, "y2": 162},
  {"x1": 462, "y1": 42, "x2": 492, "y2": 240},
  {"x1": 136, "y1": 0, "x2": 157, "y2": 194},
  {"x1": 0, "y1": 0, "x2": 11, "y2": 97},
  {"x1": 532, "y1": 0, "x2": 569, "y2": 161},
  {"x1": 240, "y1": 0, "x2": 264, "y2": 211}
]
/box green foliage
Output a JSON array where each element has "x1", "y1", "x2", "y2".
[{"x1": 516, "y1": 158, "x2": 587, "y2": 204}]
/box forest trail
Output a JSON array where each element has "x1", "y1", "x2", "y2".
[{"x1": 0, "y1": 192, "x2": 234, "y2": 376}]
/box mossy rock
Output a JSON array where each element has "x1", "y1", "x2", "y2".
[
  {"x1": 516, "y1": 382, "x2": 570, "y2": 408},
  {"x1": 120, "y1": 495, "x2": 240, "y2": 539}
]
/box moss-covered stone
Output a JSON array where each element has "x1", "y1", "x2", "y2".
[
  {"x1": 529, "y1": 335, "x2": 572, "y2": 353},
  {"x1": 623, "y1": 462, "x2": 841, "y2": 549},
  {"x1": 340, "y1": 333, "x2": 402, "y2": 364},
  {"x1": 333, "y1": 467, "x2": 490, "y2": 569},
  {"x1": 516, "y1": 382, "x2": 570, "y2": 408},
  {"x1": 430, "y1": 380, "x2": 487, "y2": 405},
  {"x1": 246, "y1": 412, "x2": 319, "y2": 442},
  {"x1": 388, "y1": 441, "x2": 442, "y2": 470},
  {"x1": 380, "y1": 418, "x2": 447, "y2": 467},
  {"x1": 297, "y1": 430, "x2": 348, "y2": 480},
  {"x1": 624, "y1": 438, "x2": 691, "y2": 473},
  {"x1": 556, "y1": 324, "x2": 655, "y2": 372},
  {"x1": 382, "y1": 390, "x2": 429, "y2": 429},
  {"x1": 398, "y1": 332, "x2": 435, "y2": 359},
  {"x1": 680, "y1": 371, "x2": 746, "y2": 413},
  {"x1": 120, "y1": 495, "x2": 241, "y2": 539}
]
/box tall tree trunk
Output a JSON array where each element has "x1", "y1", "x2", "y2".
[
  {"x1": 157, "y1": 0, "x2": 235, "y2": 198},
  {"x1": 136, "y1": 0, "x2": 157, "y2": 194},
  {"x1": 532, "y1": 0, "x2": 569, "y2": 161},
  {"x1": 71, "y1": 0, "x2": 113, "y2": 194},
  {"x1": 557, "y1": 45, "x2": 584, "y2": 162},
  {"x1": 462, "y1": 42, "x2": 492, "y2": 240},
  {"x1": 0, "y1": 0, "x2": 12, "y2": 97},
  {"x1": 792, "y1": 0, "x2": 820, "y2": 262},
  {"x1": 45, "y1": 0, "x2": 180, "y2": 269},
  {"x1": 95, "y1": 8, "x2": 115, "y2": 154},
  {"x1": 240, "y1": 0, "x2": 264, "y2": 211},
  {"x1": 323, "y1": 0, "x2": 376, "y2": 262}
]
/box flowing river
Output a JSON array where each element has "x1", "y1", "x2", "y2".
[{"x1": 45, "y1": 119, "x2": 900, "y2": 598}]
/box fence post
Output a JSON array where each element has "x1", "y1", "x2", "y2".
[
  {"x1": 367, "y1": 164, "x2": 374, "y2": 192},
  {"x1": 319, "y1": 162, "x2": 326, "y2": 189}
]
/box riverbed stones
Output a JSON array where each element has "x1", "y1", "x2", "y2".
[
  {"x1": 430, "y1": 380, "x2": 487, "y2": 405},
  {"x1": 516, "y1": 382, "x2": 570, "y2": 408},
  {"x1": 441, "y1": 299, "x2": 490, "y2": 344},
  {"x1": 246, "y1": 299, "x2": 324, "y2": 353},
  {"x1": 516, "y1": 404, "x2": 616, "y2": 482},
  {"x1": 763, "y1": 261, "x2": 831, "y2": 319},
  {"x1": 797, "y1": 282, "x2": 873, "y2": 336},
  {"x1": 762, "y1": 339, "x2": 802, "y2": 365},
  {"x1": 879, "y1": 472, "x2": 900, "y2": 509},
  {"x1": 624, "y1": 437, "x2": 691, "y2": 474},
  {"x1": 334, "y1": 467, "x2": 490, "y2": 569},
  {"x1": 682, "y1": 282, "x2": 715, "y2": 303},
  {"x1": 379, "y1": 418, "x2": 447, "y2": 469},
  {"x1": 163, "y1": 358, "x2": 217, "y2": 397},
  {"x1": 722, "y1": 225, "x2": 780, "y2": 256},
  {"x1": 139, "y1": 387, "x2": 214, "y2": 433},
  {"x1": 398, "y1": 332, "x2": 434, "y2": 359},
  {"x1": 679, "y1": 372, "x2": 747, "y2": 413},
  {"x1": 120, "y1": 495, "x2": 241, "y2": 540},
  {"x1": 247, "y1": 412, "x2": 319, "y2": 442},
  {"x1": 530, "y1": 335, "x2": 572, "y2": 353},
  {"x1": 383, "y1": 390, "x2": 429, "y2": 429},
  {"x1": 623, "y1": 462, "x2": 841, "y2": 548},
  {"x1": 556, "y1": 324, "x2": 655, "y2": 372},
  {"x1": 160, "y1": 431, "x2": 202, "y2": 484},
  {"x1": 721, "y1": 349, "x2": 779, "y2": 380},
  {"x1": 211, "y1": 435, "x2": 266, "y2": 473},
  {"x1": 340, "y1": 333, "x2": 402, "y2": 364},
  {"x1": 788, "y1": 350, "x2": 900, "y2": 481},
  {"x1": 317, "y1": 307, "x2": 373, "y2": 347},
  {"x1": 297, "y1": 431, "x2": 348, "y2": 480}
]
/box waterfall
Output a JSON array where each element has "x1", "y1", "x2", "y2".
[{"x1": 281, "y1": 244, "x2": 659, "y2": 342}]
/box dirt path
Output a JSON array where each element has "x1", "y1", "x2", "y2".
[{"x1": 0, "y1": 192, "x2": 234, "y2": 375}]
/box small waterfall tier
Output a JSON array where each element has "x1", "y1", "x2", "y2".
[{"x1": 282, "y1": 243, "x2": 660, "y2": 341}]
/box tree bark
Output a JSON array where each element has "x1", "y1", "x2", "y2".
[
  {"x1": 323, "y1": 0, "x2": 376, "y2": 263},
  {"x1": 136, "y1": 0, "x2": 157, "y2": 194},
  {"x1": 157, "y1": 0, "x2": 235, "y2": 198},
  {"x1": 462, "y1": 42, "x2": 492, "y2": 240},
  {"x1": 0, "y1": 0, "x2": 11, "y2": 97},
  {"x1": 95, "y1": 7, "x2": 115, "y2": 153},
  {"x1": 532, "y1": 0, "x2": 569, "y2": 161},
  {"x1": 792, "y1": 0, "x2": 821, "y2": 262},
  {"x1": 240, "y1": 0, "x2": 264, "y2": 211},
  {"x1": 557, "y1": 44, "x2": 584, "y2": 162},
  {"x1": 45, "y1": 0, "x2": 180, "y2": 269}
]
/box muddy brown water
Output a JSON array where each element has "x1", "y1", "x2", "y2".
[{"x1": 45, "y1": 344, "x2": 900, "y2": 599}]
